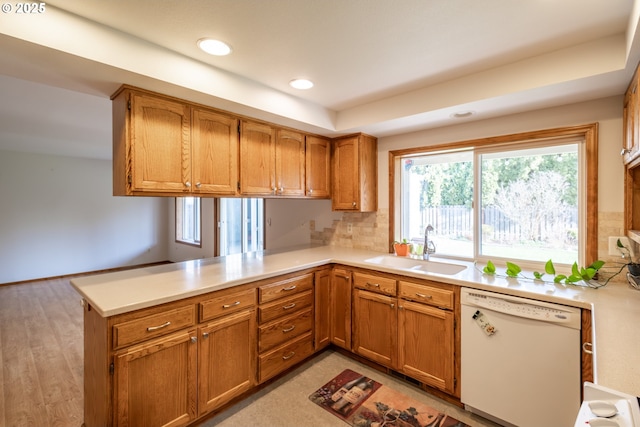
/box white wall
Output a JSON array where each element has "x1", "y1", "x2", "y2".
[
  {"x1": 0, "y1": 150, "x2": 169, "y2": 284},
  {"x1": 378, "y1": 96, "x2": 624, "y2": 213}
]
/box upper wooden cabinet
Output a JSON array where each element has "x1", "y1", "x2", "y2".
[
  {"x1": 624, "y1": 68, "x2": 640, "y2": 166},
  {"x1": 306, "y1": 135, "x2": 331, "y2": 198},
  {"x1": 332, "y1": 133, "x2": 377, "y2": 211},
  {"x1": 275, "y1": 129, "x2": 306, "y2": 196},
  {"x1": 112, "y1": 86, "x2": 239, "y2": 196}
]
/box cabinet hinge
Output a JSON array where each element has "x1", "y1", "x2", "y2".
[
  {"x1": 237, "y1": 181, "x2": 241, "y2": 190},
  {"x1": 454, "y1": 377, "x2": 457, "y2": 388},
  {"x1": 109, "y1": 362, "x2": 114, "y2": 375},
  {"x1": 127, "y1": 100, "x2": 131, "y2": 110},
  {"x1": 238, "y1": 122, "x2": 241, "y2": 134}
]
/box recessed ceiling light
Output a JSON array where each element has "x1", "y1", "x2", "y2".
[
  {"x1": 289, "y1": 79, "x2": 314, "y2": 90},
  {"x1": 197, "y1": 38, "x2": 232, "y2": 56},
  {"x1": 451, "y1": 111, "x2": 475, "y2": 119}
]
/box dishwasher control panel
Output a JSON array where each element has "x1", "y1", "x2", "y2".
[{"x1": 461, "y1": 288, "x2": 581, "y2": 328}]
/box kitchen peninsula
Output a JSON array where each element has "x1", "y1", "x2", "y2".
[{"x1": 71, "y1": 245, "x2": 640, "y2": 427}]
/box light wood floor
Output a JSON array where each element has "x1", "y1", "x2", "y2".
[{"x1": 0, "y1": 278, "x2": 84, "y2": 427}]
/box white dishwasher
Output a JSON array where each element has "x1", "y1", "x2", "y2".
[{"x1": 461, "y1": 288, "x2": 582, "y2": 427}]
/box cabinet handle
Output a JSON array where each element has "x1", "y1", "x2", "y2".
[
  {"x1": 223, "y1": 301, "x2": 241, "y2": 308},
  {"x1": 185, "y1": 181, "x2": 191, "y2": 188},
  {"x1": 282, "y1": 351, "x2": 295, "y2": 360},
  {"x1": 352, "y1": 202, "x2": 357, "y2": 207},
  {"x1": 279, "y1": 186, "x2": 284, "y2": 193},
  {"x1": 272, "y1": 187, "x2": 277, "y2": 194},
  {"x1": 335, "y1": 274, "x2": 350, "y2": 279},
  {"x1": 190, "y1": 336, "x2": 197, "y2": 344},
  {"x1": 415, "y1": 293, "x2": 432, "y2": 299},
  {"x1": 202, "y1": 332, "x2": 209, "y2": 339},
  {"x1": 366, "y1": 282, "x2": 380, "y2": 288},
  {"x1": 309, "y1": 188, "x2": 313, "y2": 194},
  {"x1": 195, "y1": 182, "x2": 202, "y2": 188},
  {"x1": 283, "y1": 303, "x2": 296, "y2": 310},
  {"x1": 146, "y1": 321, "x2": 171, "y2": 332},
  {"x1": 390, "y1": 303, "x2": 395, "y2": 308},
  {"x1": 621, "y1": 148, "x2": 631, "y2": 156},
  {"x1": 582, "y1": 342, "x2": 593, "y2": 354},
  {"x1": 283, "y1": 285, "x2": 297, "y2": 291},
  {"x1": 282, "y1": 325, "x2": 296, "y2": 333}
]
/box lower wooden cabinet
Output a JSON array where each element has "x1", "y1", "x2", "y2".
[
  {"x1": 198, "y1": 309, "x2": 256, "y2": 416},
  {"x1": 352, "y1": 289, "x2": 397, "y2": 367},
  {"x1": 314, "y1": 268, "x2": 331, "y2": 350},
  {"x1": 114, "y1": 329, "x2": 198, "y2": 427},
  {"x1": 330, "y1": 267, "x2": 352, "y2": 350}
]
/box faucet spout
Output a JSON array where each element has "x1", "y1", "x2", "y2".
[{"x1": 423, "y1": 225, "x2": 436, "y2": 260}]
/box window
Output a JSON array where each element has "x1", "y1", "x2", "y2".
[
  {"x1": 393, "y1": 125, "x2": 598, "y2": 268},
  {"x1": 176, "y1": 197, "x2": 201, "y2": 246},
  {"x1": 217, "y1": 198, "x2": 264, "y2": 256}
]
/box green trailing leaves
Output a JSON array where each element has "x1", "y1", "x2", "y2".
[
  {"x1": 505, "y1": 262, "x2": 521, "y2": 277},
  {"x1": 483, "y1": 260, "x2": 496, "y2": 275},
  {"x1": 480, "y1": 258, "x2": 605, "y2": 286}
]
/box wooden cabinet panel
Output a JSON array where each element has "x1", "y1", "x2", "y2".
[
  {"x1": 398, "y1": 280, "x2": 454, "y2": 310},
  {"x1": 306, "y1": 135, "x2": 331, "y2": 198},
  {"x1": 352, "y1": 289, "x2": 397, "y2": 368},
  {"x1": 191, "y1": 109, "x2": 239, "y2": 195},
  {"x1": 332, "y1": 134, "x2": 377, "y2": 212},
  {"x1": 275, "y1": 129, "x2": 305, "y2": 196},
  {"x1": 258, "y1": 308, "x2": 313, "y2": 352},
  {"x1": 258, "y1": 290, "x2": 312, "y2": 324},
  {"x1": 314, "y1": 268, "x2": 331, "y2": 350},
  {"x1": 240, "y1": 120, "x2": 276, "y2": 195},
  {"x1": 114, "y1": 329, "x2": 197, "y2": 427},
  {"x1": 199, "y1": 288, "x2": 255, "y2": 322},
  {"x1": 398, "y1": 300, "x2": 455, "y2": 394},
  {"x1": 130, "y1": 92, "x2": 191, "y2": 193},
  {"x1": 353, "y1": 272, "x2": 397, "y2": 296},
  {"x1": 198, "y1": 309, "x2": 256, "y2": 416},
  {"x1": 258, "y1": 273, "x2": 313, "y2": 304},
  {"x1": 258, "y1": 332, "x2": 314, "y2": 383},
  {"x1": 112, "y1": 305, "x2": 196, "y2": 350},
  {"x1": 330, "y1": 268, "x2": 352, "y2": 350}
]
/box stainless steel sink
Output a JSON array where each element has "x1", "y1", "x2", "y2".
[{"x1": 363, "y1": 255, "x2": 467, "y2": 275}]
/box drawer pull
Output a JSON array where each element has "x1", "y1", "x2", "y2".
[
  {"x1": 202, "y1": 332, "x2": 209, "y2": 339},
  {"x1": 146, "y1": 321, "x2": 171, "y2": 332},
  {"x1": 366, "y1": 282, "x2": 380, "y2": 288},
  {"x1": 283, "y1": 303, "x2": 297, "y2": 310},
  {"x1": 283, "y1": 325, "x2": 296, "y2": 333},
  {"x1": 222, "y1": 301, "x2": 241, "y2": 309},
  {"x1": 282, "y1": 351, "x2": 295, "y2": 360},
  {"x1": 415, "y1": 293, "x2": 432, "y2": 299},
  {"x1": 283, "y1": 285, "x2": 297, "y2": 291}
]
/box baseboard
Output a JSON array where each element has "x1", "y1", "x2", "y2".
[{"x1": 0, "y1": 260, "x2": 173, "y2": 287}]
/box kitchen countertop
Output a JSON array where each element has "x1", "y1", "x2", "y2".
[{"x1": 71, "y1": 245, "x2": 640, "y2": 397}]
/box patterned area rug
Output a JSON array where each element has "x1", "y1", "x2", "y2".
[{"x1": 309, "y1": 369, "x2": 469, "y2": 427}]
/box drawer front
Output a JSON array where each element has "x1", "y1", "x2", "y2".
[
  {"x1": 258, "y1": 290, "x2": 313, "y2": 324},
  {"x1": 113, "y1": 305, "x2": 196, "y2": 349},
  {"x1": 258, "y1": 308, "x2": 313, "y2": 352},
  {"x1": 258, "y1": 332, "x2": 314, "y2": 383},
  {"x1": 200, "y1": 288, "x2": 256, "y2": 322},
  {"x1": 258, "y1": 273, "x2": 313, "y2": 304},
  {"x1": 353, "y1": 272, "x2": 397, "y2": 296},
  {"x1": 398, "y1": 281, "x2": 454, "y2": 310}
]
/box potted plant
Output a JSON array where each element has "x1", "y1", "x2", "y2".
[
  {"x1": 393, "y1": 239, "x2": 412, "y2": 257},
  {"x1": 617, "y1": 238, "x2": 640, "y2": 276}
]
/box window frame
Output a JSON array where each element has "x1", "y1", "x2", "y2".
[
  {"x1": 388, "y1": 123, "x2": 599, "y2": 265},
  {"x1": 175, "y1": 196, "x2": 202, "y2": 247}
]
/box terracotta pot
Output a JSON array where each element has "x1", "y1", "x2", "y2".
[{"x1": 393, "y1": 243, "x2": 411, "y2": 257}]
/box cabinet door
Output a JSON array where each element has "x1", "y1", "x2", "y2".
[
  {"x1": 131, "y1": 93, "x2": 191, "y2": 193},
  {"x1": 352, "y1": 289, "x2": 397, "y2": 368},
  {"x1": 330, "y1": 268, "x2": 352, "y2": 350},
  {"x1": 314, "y1": 268, "x2": 331, "y2": 350},
  {"x1": 306, "y1": 135, "x2": 331, "y2": 198},
  {"x1": 398, "y1": 300, "x2": 455, "y2": 394},
  {"x1": 114, "y1": 329, "x2": 197, "y2": 427},
  {"x1": 198, "y1": 309, "x2": 256, "y2": 416},
  {"x1": 332, "y1": 136, "x2": 360, "y2": 210},
  {"x1": 240, "y1": 121, "x2": 276, "y2": 195},
  {"x1": 192, "y1": 109, "x2": 239, "y2": 195},
  {"x1": 275, "y1": 129, "x2": 305, "y2": 196}
]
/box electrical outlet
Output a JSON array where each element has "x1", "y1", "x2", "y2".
[{"x1": 347, "y1": 223, "x2": 353, "y2": 234}]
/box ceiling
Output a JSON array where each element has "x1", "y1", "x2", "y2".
[{"x1": 0, "y1": 0, "x2": 638, "y2": 160}]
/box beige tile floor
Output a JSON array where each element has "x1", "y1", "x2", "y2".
[{"x1": 199, "y1": 349, "x2": 501, "y2": 427}]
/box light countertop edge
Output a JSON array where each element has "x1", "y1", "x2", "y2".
[{"x1": 70, "y1": 245, "x2": 640, "y2": 397}]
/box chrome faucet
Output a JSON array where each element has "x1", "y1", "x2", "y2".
[{"x1": 423, "y1": 225, "x2": 436, "y2": 260}]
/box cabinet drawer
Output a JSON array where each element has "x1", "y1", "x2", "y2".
[
  {"x1": 353, "y1": 272, "x2": 397, "y2": 296},
  {"x1": 258, "y1": 290, "x2": 312, "y2": 324},
  {"x1": 258, "y1": 273, "x2": 313, "y2": 303},
  {"x1": 200, "y1": 288, "x2": 256, "y2": 322},
  {"x1": 258, "y1": 332, "x2": 314, "y2": 383},
  {"x1": 258, "y1": 308, "x2": 313, "y2": 352},
  {"x1": 113, "y1": 305, "x2": 196, "y2": 349},
  {"x1": 398, "y1": 281, "x2": 454, "y2": 310}
]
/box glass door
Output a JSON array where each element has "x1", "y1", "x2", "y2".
[{"x1": 218, "y1": 198, "x2": 264, "y2": 256}]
